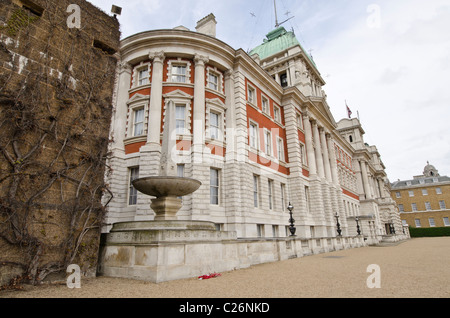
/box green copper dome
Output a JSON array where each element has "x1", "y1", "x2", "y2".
[
  {"x1": 250, "y1": 27, "x2": 299, "y2": 59},
  {"x1": 249, "y1": 26, "x2": 316, "y2": 68}
]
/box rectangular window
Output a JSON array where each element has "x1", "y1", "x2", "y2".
[
  {"x1": 133, "y1": 108, "x2": 144, "y2": 136},
  {"x1": 296, "y1": 113, "x2": 303, "y2": 129},
  {"x1": 422, "y1": 189, "x2": 428, "y2": 196},
  {"x1": 177, "y1": 164, "x2": 185, "y2": 177},
  {"x1": 210, "y1": 168, "x2": 219, "y2": 205},
  {"x1": 443, "y1": 217, "x2": 450, "y2": 226},
  {"x1": 272, "y1": 225, "x2": 278, "y2": 237},
  {"x1": 175, "y1": 105, "x2": 186, "y2": 135},
  {"x1": 208, "y1": 73, "x2": 218, "y2": 90},
  {"x1": 128, "y1": 167, "x2": 139, "y2": 205},
  {"x1": 300, "y1": 143, "x2": 306, "y2": 164},
  {"x1": 138, "y1": 68, "x2": 149, "y2": 86},
  {"x1": 264, "y1": 129, "x2": 272, "y2": 156},
  {"x1": 262, "y1": 96, "x2": 269, "y2": 114},
  {"x1": 210, "y1": 112, "x2": 220, "y2": 140},
  {"x1": 268, "y1": 180, "x2": 274, "y2": 210},
  {"x1": 257, "y1": 224, "x2": 264, "y2": 237},
  {"x1": 425, "y1": 202, "x2": 432, "y2": 211},
  {"x1": 171, "y1": 64, "x2": 187, "y2": 83},
  {"x1": 253, "y1": 175, "x2": 259, "y2": 208},
  {"x1": 395, "y1": 192, "x2": 401, "y2": 198},
  {"x1": 280, "y1": 183, "x2": 286, "y2": 212},
  {"x1": 274, "y1": 105, "x2": 280, "y2": 122},
  {"x1": 402, "y1": 220, "x2": 407, "y2": 226},
  {"x1": 415, "y1": 219, "x2": 421, "y2": 228},
  {"x1": 429, "y1": 218, "x2": 436, "y2": 227},
  {"x1": 439, "y1": 200, "x2": 446, "y2": 209},
  {"x1": 398, "y1": 204, "x2": 404, "y2": 212},
  {"x1": 412, "y1": 203, "x2": 418, "y2": 211},
  {"x1": 408, "y1": 190, "x2": 414, "y2": 197},
  {"x1": 248, "y1": 86, "x2": 255, "y2": 104},
  {"x1": 436, "y1": 187, "x2": 442, "y2": 194},
  {"x1": 249, "y1": 122, "x2": 258, "y2": 149},
  {"x1": 276, "y1": 137, "x2": 285, "y2": 161},
  {"x1": 177, "y1": 164, "x2": 185, "y2": 199}
]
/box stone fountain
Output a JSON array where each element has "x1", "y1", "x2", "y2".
[
  {"x1": 132, "y1": 100, "x2": 201, "y2": 221},
  {"x1": 98, "y1": 101, "x2": 238, "y2": 283}
]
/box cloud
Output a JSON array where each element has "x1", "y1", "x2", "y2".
[
  {"x1": 311, "y1": 0, "x2": 450, "y2": 180},
  {"x1": 85, "y1": 0, "x2": 450, "y2": 180}
]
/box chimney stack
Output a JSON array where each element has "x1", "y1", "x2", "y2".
[{"x1": 195, "y1": 13, "x2": 217, "y2": 37}]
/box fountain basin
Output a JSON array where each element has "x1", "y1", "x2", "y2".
[{"x1": 132, "y1": 176, "x2": 201, "y2": 198}]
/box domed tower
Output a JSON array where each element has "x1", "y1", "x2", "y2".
[{"x1": 423, "y1": 161, "x2": 440, "y2": 177}]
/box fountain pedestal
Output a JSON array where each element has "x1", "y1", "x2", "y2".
[{"x1": 132, "y1": 176, "x2": 201, "y2": 221}]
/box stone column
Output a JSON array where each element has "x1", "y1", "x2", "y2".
[
  {"x1": 111, "y1": 61, "x2": 132, "y2": 153},
  {"x1": 192, "y1": 54, "x2": 209, "y2": 161},
  {"x1": 302, "y1": 112, "x2": 316, "y2": 176},
  {"x1": 146, "y1": 51, "x2": 165, "y2": 150},
  {"x1": 327, "y1": 135, "x2": 340, "y2": 186},
  {"x1": 320, "y1": 128, "x2": 332, "y2": 183},
  {"x1": 377, "y1": 178, "x2": 386, "y2": 198},
  {"x1": 312, "y1": 121, "x2": 325, "y2": 179},
  {"x1": 360, "y1": 161, "x2": 372, "y2": 199}
]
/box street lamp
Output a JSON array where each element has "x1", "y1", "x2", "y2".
[
  {"x1": 287, "y1": 202, "x2": 296, "y2": 236},
  {"x1": 335, "y1": 212, "x2": 342, "y2": 237},
  {"x1": 355, "y1": 216, "x2": 361, "y2": 235}
]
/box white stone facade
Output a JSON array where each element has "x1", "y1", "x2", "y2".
[{"x1": 102, "y1": 15, "x2": 408, "y2": 246}]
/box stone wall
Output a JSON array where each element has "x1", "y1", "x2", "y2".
[{"x1": 0, "y1": 0, "x2": 120, "y2": 287}]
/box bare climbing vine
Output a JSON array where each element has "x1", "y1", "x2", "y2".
[{"x1": 0, "y1": 1, "x2": 118, "y2": 289}]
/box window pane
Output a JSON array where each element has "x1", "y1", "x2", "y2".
[
  {"x1": 208, "y1": 73, "x2": 218, "y2": 90},
  {"x1": 134, "y1": 108, "x2": 144, "y2": 136},
  {"x1": 429, "y1": 218, "x2": 435, "y2": 227},
  {"x1": 138, "y1": 68, "x2": 149, "y2": 85},
  {"x1": 249, "y1": 123, "x2": 257, "y2": 148},
  {"x1": 444, "y1": 217, "x2": 450, "y2": 226},
  {"x1": 268, "y1": 180, "x2": 273, "y2": 210},
  {"x1": 172, "y1": 65, "x2": 186, "y2": 82},
  {"x1": 129, "y1": 167, "x2": 139, "y2": 205},
  {"x1": 253, "y1": 175, "x2": 258, "y2": 208},
  {"x1": 210, "y1": 112, "x2": 219, "y2": 139},
  {"x1": 175, "y1": 105, "x2": 186, "y2": 134},
  {"x1": 210, "y1": 169, "x2": 219, "y2": 205}
]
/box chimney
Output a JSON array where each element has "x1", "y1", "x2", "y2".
[{"x1": 195, "y1": 13, "x2": 217, "y2": 37}]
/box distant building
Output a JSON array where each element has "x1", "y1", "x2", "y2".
[
  {"x1": 391, "y1": 163, "x2": 450, "y2": 229},
  {"x1": 104, "y1": 13, "x2": 408, "y2": 245}
]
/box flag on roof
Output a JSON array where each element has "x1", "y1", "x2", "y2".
[{"x1": 346, "y1": 101, "x2": 352, "y2": 119}]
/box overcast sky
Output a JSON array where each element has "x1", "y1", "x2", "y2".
[{"x1": 88, "y1": 0, "x2": 450, "y2": 182}]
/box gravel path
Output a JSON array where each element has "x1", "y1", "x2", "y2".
[{"x1": 1, "y1": 237, "x2": 449, "y2": 298}]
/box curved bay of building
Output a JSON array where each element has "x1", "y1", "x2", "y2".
[{"x1": 104, "y1": 23, "x2": 409, "y2": 245}]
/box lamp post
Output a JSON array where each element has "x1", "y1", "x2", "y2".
[
  {"x1": 287, "y1": 202, "x2": 296, "y2": 236},
  {"x1": 335, "y1": 212, "x2": 342, "y2": 237},
  {"x1": 355, "y1": 216, "x2": 361, "y2": 235}
]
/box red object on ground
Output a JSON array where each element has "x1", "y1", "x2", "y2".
[{"x1": 198, "y1": 273, "x2": 221, "y2": 280}]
